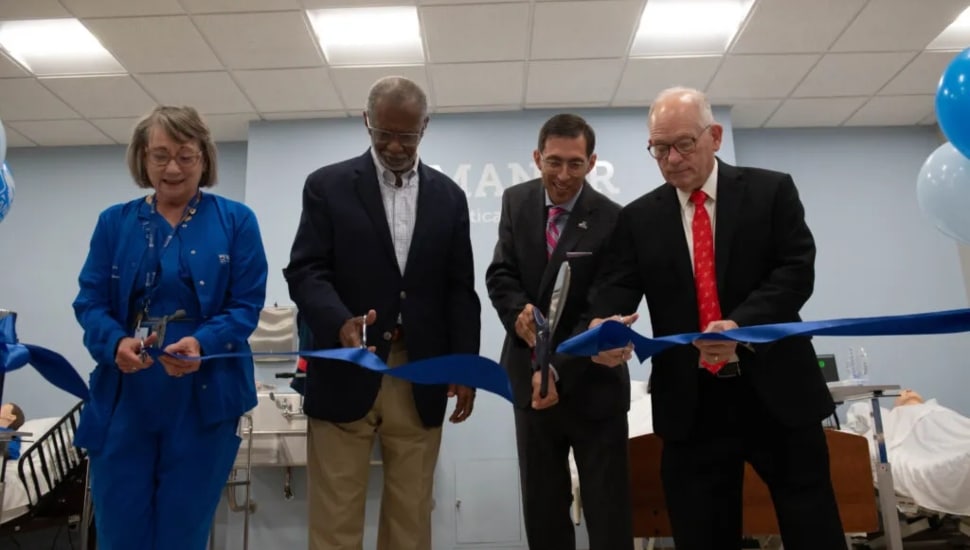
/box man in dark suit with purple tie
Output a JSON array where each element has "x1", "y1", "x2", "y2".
[
  {"x1": 588, "y1": 87, "x2": 847, "y2": 550},
  {"x1": 486, "y1": 114, "x2": 632, "y2": 550}
]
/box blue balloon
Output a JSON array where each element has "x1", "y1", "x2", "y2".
[
  {"x1": 936, "y1": 48, "x2": 970, "y2": 160},
  {"x1": 0, "y1": 162, "x2": 13, "y2": 224},
  {"x1": 917, "y1": 142, "x2": 970, "y2": 244}
]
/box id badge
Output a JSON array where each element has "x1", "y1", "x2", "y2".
[{"x1": 133, "y1": 312, "x2": 151, "y2": 340}]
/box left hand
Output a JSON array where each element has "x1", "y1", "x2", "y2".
[
  {"x1": 447, "y1": 384, "x2": 475, "y2": 423},
  {"x1": 693, "y1": 320, "x2": 739, "y2": 364},
  {"x1": 159, "y1": 336, "x2": 203, "y2": 378}
]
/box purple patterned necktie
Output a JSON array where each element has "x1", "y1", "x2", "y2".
[{"x1": 546, "y1": 206, "x2": 566, "y2": 259}]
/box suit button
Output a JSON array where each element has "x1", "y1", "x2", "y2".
[
  {"x1": 226, "y1": 343, "x2": 234, "y2": 351},
  {"x1": 199, "y1": 280, "x2": 206, "y2": 286},
  {"x1": 400, "y1": 290, "x2": 406, "y2": 299},
  {"x1": 383, "y1": 331, "x2": 393, "y2": 341}
]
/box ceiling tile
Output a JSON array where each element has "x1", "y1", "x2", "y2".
[
  {"x1": 0, "y1": 79, "x2": 79, "y2": 121},
  {"x1": 0, "y1": 0, "x2": 71, "y2": 19},
  {"x1": 8, "y1": 120, "x2": 113, "y2": 146},
  {"x1": 135, "y1": 72, "x2": 254, "y2": 114},
  {"x1": 302, "y1": 0, "x2": 417, "y2": 6},
  {"x1": 89, "y1": 117, "x2": 139, "y2": 143},
  {"x1": 613, "y1": 56, "x2": 721, "y2": 105},
  {"x1": 707, "y1": 54, "x2": 820, "y2": 99},
  {"x1": 526, "y1": 59, "x2": 624, "y2": 105},
  {"x1": 181, "y1": 0, "x2": 303, "y2": 13},
  {"x1": 727, "y1": 99, "x2": 782, "y2": 128},
  {"x1": 765, "y1": 97, "x2": 867, "y2": 127},
  {"x1": 234, "y1": 68, "x2": 343, "y2": 112},
  {"x1": 792, "y1": 52, "x2": 916, "y2": 97},
  {"x1": 831, "y1": 0, "x2": 970, "y2": 52},
  {"x1": 261, "y1": 111, "x2": 348, "y2": 120},
  {"x1": 4, "y1": 126, "x2": 36, "y2": 147},
  {"x1": 0, "y1": 53, "x2": 28, "y2": 78},
  {"x1": 193, "y1": 11, "x2": 323, "y2": 70},
  {"x1": 880, "y1": 51, "x2": 957, "y2": 96},
  {"x1": 58, "y1": 0, "x2": 184, "y2": 17},
  {"x1": 83, "y1": 17, "x2": 223, "y2": 74},
  {"x1": 419, "y1": 0, "x2": 523, "y2": 4},
  {"x1": 430, "y1": 62, "x2": 524, "y2": 107},
  {"x1": 731, "y1": 0, "x2": 866, "y2": 54},
  {"x1": 40, "y1": 75, "x2": 157, "y2": 119},
  {"x1": 422, "y1": 3, "x2": 529, "y2": 63},
  {"x1": 203, "y1": 113, "x2": 258, "y2": 142},
  {"x1": 330, "y1": 66, "x2": 429, "y2": 111},
  {"x1": 921, "y1": 111, "x2": 938, "y2": 126},
  {"x1": 844, "y1": 95, "x2": 934, "y2": 127},
  {"x1": 531, "y1": 1, "x2": 642, "y2": 60}
]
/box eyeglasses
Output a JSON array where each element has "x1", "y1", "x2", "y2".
[
  {"x1": 367, "y1": 126, "x2": 423, "y2": 147},
  {"x1": 540, "y1": 156, "x2": 588, "y2": 175},
  {"x1": 146, "y1": 147, "x2": 202, "y2": 168},
  {"x1": 647, "y1": 125, "x2": 712, "y2": 160}
]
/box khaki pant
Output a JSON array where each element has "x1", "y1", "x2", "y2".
[{"x1": 307, "y1": 341, "x2": 443, "y2": 550}]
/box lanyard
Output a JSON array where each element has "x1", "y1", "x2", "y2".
[{"x1": 140, "y1": 191, "x2": 202, "y2": 316}]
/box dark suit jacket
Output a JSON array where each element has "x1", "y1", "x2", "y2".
[
  {"x1": 590, "y1": 160, "x2": 834, "y2": 441},
  {"x1": 486, "y1": 179, "x2": 628, "y2": 418},
  {"x1": 284, "y1": 151, "x2": 481, "y2": 427}
]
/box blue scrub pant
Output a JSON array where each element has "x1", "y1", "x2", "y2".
[{"x1": 88, "y1": 384, "x2": 240, "y2": 550}]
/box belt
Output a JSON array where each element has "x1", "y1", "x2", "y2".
[{"x1": 700, "y1": 361, "x2": 741, "y2": 378}]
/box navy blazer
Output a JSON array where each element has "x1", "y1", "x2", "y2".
[
  {"x1": 284, "y1": 151, "x2": 481, "y2": 427},
  {"x1": 73, "y1": 194, "x2": 268, "y2": 451}
]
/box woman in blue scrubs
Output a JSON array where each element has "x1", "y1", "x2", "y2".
[{"x1": 73, "y1": 105, "x2": 268, "y2": 549}]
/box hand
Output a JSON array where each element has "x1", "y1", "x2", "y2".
[
  {"x1": 515, "y1": 304, "x2": 537, "y2": 347},
  {"x1": 589, "y1": 313, "x2": 639, "y2": 367},
  {"x1": 115, "y1": 334, "x2": 158, "y2": 373},
  {"x1": 693, "y1": 319, "x2": 739, "y2": 365},
  {"x1": 339, "y1": 309, "x2": 377, "y2": 351},
  {"x1": 447, "y1": 384, "x2": 475, "y2": 423},
  {"x1": 159, "y1": 336, "x2": 202, "y2": 377},
  {"x1": 531, "y1": 368, "x2": 559, "y2": 410}
]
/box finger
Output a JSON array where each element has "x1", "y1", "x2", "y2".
[
  {"x1": 365, "y1": 309, "x2": 378, "y2": 325},
  {"x1": 448, "y1": 384, "x2": 457, "y2": 397}
]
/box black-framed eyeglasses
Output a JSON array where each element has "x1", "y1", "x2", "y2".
[
  {"x1": 146, "y1": 147, "x2": 202, "y2": 168},
  {"x1": 540, "y1": 156, "x2": 588, "y2": 175},
  {"x1": 647, "y1": 125, "x2": 712, "y2": 160},
  {"x1": 367, "y1": 125, "x2": 423, "y2": 147}
]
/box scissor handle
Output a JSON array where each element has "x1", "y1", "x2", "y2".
[{"x1": 360, "y1": 315, "x2": 367, "y2": 349}]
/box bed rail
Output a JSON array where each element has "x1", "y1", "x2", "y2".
[{"x1": 17, "y1": 401, "x2": 85, "y2": 508}]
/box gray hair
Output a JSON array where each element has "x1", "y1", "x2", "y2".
[
  {"x1": 366, "y1": 76, "x2": 428, "y2": 120},
  {"x1": 648, "y1": 86, "x2": 715, "y2": 127},
  {"x1": 127, "y1": 105, "x2": 218, "y2": 189}
]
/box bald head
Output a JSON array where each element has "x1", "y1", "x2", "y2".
[
  {"x1": 646, "y1": 86, "x2": 722, "y2": 192},
  {"x1": 366, "y1": 76, "x2": 428, "y2": 121},
  {"x1": 648, "y1": 87, "x2": 714, "y2": 128}
]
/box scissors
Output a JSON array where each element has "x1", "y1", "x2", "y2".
[{"x1": 360, "y1": 314, "x2": 367, "y2": 350}]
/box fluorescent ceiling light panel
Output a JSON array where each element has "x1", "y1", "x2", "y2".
[
  {"x1": 927, "y1": 6, "x2": 970, "y2": 51},
  {"x1": 307, "y1": 7, "x2": 424, "y2": 66},
  {"x1": 0, "y1": 19, "x2": 124, "y2": 76},
  {"x1": 630, "y1": 0, "x2": 753, "y2": 57}
]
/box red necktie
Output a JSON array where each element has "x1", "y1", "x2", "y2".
[
  {"x1": 691, "y1": 190, "x2": 725, "y2": 374},
  {"x1": 546, "y1": 206, "x2": 566, "y2": 259}
]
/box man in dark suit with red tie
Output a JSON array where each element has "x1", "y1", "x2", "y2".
[
  {"x1": 486, "y1": 114, "x2": 632, "y2": 549},
  {"x1": 588, "y1": 87, "x2": 847, "y2": 550}
]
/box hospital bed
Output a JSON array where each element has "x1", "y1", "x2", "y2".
[{"x1": 0, "y1": 401, "x2": 91, "y2": 540}]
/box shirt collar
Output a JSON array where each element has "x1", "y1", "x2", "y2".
[
  {"x1": 370, "y1": 147, "x2": 418, "y2": 188},
  {"x1": 544, "y1": 184, "x2": 584, "y2": 212},
  {"x1": 676, "y1": 158, "x2": 719, "y2": 209}
]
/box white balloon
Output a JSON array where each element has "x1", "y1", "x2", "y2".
[
  {"x1": 0, "y1": 162, "x2": 13, "y2": 223},
  {"x1": 916, "y1": 142, "x2": 970, "y2": 244}
]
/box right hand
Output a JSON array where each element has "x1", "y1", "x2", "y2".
[
  {"x1": 515, "y1": 304, "x2": 538, "y2": 347},
  {"x1": 531, "y1": 368, "x2": 559, "y2": 410},
  {"x1": 339, "y1": 309, "x2": 377, "y2": 351},
  {"x1": 115, "y1": 333, "x2": 158, "y2": 373},
  {"x1": 589, "y1": 313, "x2": 639, "y2": 368}
]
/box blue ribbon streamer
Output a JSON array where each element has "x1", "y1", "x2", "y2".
[
  {"x1": 557, "y1": 308, "x2": 970, "y2": 361},
  {"x1": 0, "y1": 315, "x2": 90, "y2": 401},
  {"x1": 148, "y1": 347, "x2": 514, "y2": 403}
]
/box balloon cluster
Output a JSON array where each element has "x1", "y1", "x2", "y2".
[
  {"x1": 0, "y1": 118, "x2": 12, "y2": 224},
  {"x1": 919, "y1": 48, "x2": 970, "y2": 244}
]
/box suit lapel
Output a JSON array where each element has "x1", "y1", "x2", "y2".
[
  {"x1": 657, "y1": 185, "x2": 695, "y2": 287},
  {"x1": 355, "y1": 151, "x2": 398, "y2": 268},
  {"x1": 404, "y1": 163, "x2": 436, "y2": 276},
  {"x1": 714, "y1": 161, "x2": 743, "y2": 291}
]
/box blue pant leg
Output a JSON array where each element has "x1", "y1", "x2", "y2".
[
  {"x1": 88, "y1": 411, "x2": 158, "y2": 550},
  {"x1": 154, "y1": 416, "x2": 241, "y2": 550}
]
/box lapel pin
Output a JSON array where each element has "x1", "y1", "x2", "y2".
[{"x1": 578, "y1": 221, "x2": 588, "y2": 230}]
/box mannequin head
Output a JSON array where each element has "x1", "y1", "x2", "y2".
[
  {"x1": 0, "y1": 403, "x2": 23, "y2": 430},
  {"x1": 895, "y1": 389, "x2": 924, "y2": 407}
]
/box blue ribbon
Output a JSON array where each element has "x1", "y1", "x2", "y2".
[
  {"x1": 148, "y1": 347, "x2": 514, "y2": 403},
  {"x1": 557, "y1": 308, "x2": 970, "y2": 361},
  {"x1": 0, "y1": 315, "x2": 90, "y2": 400}
]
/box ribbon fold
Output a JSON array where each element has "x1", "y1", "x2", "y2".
[
  {"x1": 557, "y1": 308, "x2": 970, "y2": 361},
  {"x1": 0, "y1": 315, "x2": 90, "y2": 400}
]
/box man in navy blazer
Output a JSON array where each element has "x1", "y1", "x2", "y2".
[{"x1": 284, "y1": 76, "x2": 481, "y2": 550}]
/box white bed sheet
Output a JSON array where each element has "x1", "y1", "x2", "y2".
[
  {"x1": 845, "y1": 399, "x2": 970, "y2": 516},
  {"x1": 1, "y1": 417, "x2": 61, "y2": 523},
  {"x1": 568, "y1": 381, "x2": 653, "y2": 523}
]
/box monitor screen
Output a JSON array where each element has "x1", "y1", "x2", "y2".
[{"x1": 817, "y1": 354, "x2": 839, "y2": 383}]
